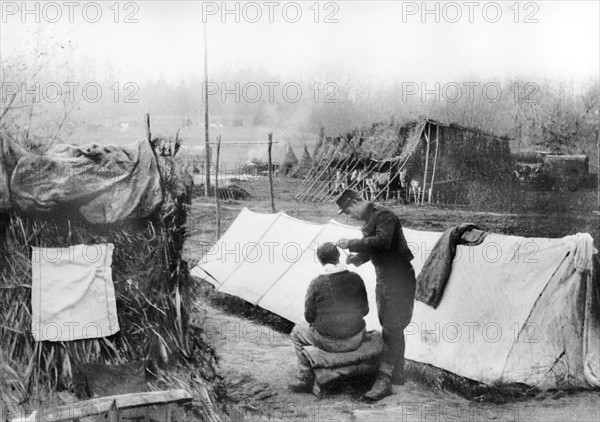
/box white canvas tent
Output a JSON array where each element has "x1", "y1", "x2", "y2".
[{"x1": 192, "y1": 208, "x2": 600, "y2": 390}]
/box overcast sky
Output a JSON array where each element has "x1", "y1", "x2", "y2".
[{"x1": 1, "y1": 1, "x2": 599, "y2": 85}]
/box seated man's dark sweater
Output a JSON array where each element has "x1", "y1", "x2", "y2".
[{"x1": 304, "y1": 265, "x2": 369, "y2": 339}]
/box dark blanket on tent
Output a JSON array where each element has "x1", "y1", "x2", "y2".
[
  {"x1": 2, "y1": 136, "x2": 162, "y2": 224},
  {"x1": 416, "y1": 224, "x2": 487, "y2": 308}
]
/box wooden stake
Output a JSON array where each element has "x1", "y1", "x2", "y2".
[
  {"x1": 145, "y1": 113, "x2": 165, "y2": 198},
  {"x1": 372, "y1": 161, "x2": 401, "y2": 202},
  {"x1": 371, "y1": 161, "x2": 396, "y2": 202},
  {"x1": 298, "y1": 141, "x2": 347, "y2": 201},
  {"x1": 322, "y1": 155, "x2": 362, "y2": 202},
  {"x1": 386, "y1": 165, "x2": 392, "y2": 200},
  {"x1": 268, "y1": 132, "x2": 275, "y2": 213},
  {"x1": 215, "y1": 135, "x2": 221, "y2": 238},
  {"x1": 295, "y1": 127, "x2": 325, "y2": 197},
  {"x1": 297, "y1": 145, "x2": 339, "y2": 201},
  {"x1": 296, "y1": 140, "x2": 340, "y2": 200},
  {"x1": 428, "y1": 125, "x2": 440, "y2": 204},
  {"x1": 421, "y1": 124, "x2": 431, "y2": 205},
  {"x1": 313, "y1": 152, "x2": 353, "y2": 202},
  {"x1": 145, "y1": 112, "x2": 151, "y2": 143},
  {"x1": 203, "y1": 21, "x2": 210, "y2": 196}
]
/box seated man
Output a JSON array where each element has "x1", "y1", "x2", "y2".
[{"x1": 289, "y1": 242, "x2": 369, "y2": 392}]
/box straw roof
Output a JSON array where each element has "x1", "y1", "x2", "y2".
[{"x1": 281, "y1": 143, "x2": 299, "y2": 166}]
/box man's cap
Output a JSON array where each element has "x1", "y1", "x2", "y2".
[
  {"x1": 316, "y1": 242, "x2": 340, "y2": 264},
  {"x1": 335, "y1": 189, "x2": 360, "y2": 214}
]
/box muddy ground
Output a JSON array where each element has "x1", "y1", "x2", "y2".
[
  {"x1": 200, "y1": 301, "x2": 599, "y2": 422},
  {"x1": 183, "y1": 177, "x2": 600, "y2": 422}
]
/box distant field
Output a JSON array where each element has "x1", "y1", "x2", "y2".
[{"x1": 62, "y1": 119, "x2": 318, "y2": 168}]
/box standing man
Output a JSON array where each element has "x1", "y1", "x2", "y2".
[{"x1": 335, "y1": 189, "x2": 416, "y2": 401}]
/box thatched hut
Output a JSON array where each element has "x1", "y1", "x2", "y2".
[
  {"x1": 0, "y1": 131, "x2": 224, "y2": 420},
  {"x1": 294, "y1": 118, "x2": 513, "y2": 205},
  {"x1": 278, "y1": 143, "x2": 299, "y2": 176},
  {"x1": 398, "y1": 119, "x2": 513, "y2": 204},
  {"x1": 289, "y1": 144, "x2": 313, "y2": 179}
]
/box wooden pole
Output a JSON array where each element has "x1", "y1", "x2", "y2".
[
  {"x1": 322, "y1": 155, "x2": 361, "y2": 202},
  {"x1": 294, "y1": 159, "x2": 320, "y2": 198},
  {"x1": 297, "y1": 144, "x2": 340, "y2": 201},
  {"x1": 303, "y1": 147, "x2": 344, "y2": 201},
  {"x1": 144, "y1": 112, "x2": 165, "y2": 198},
  {"x1": 294, "y1": 144, "x2": 326, "y2": 197},
  {"x1": 372, "y1": 161, "x2": 402, "y2": 202},
  {"x1": 215, "y1": 135, "x2": 221, "y2": 238},
  {"x1": 295, "y1": 128, "x2": 325, "y2": 196},
  {"x1": 313, "y1": 153, "x2": 353, "y2": 202},
  {"x1": 386, "y1": 165, "x2": 392, "y2": 200},
  {"x1": 597, "y1": 126, "x2": 599, "y2": 208},
  {"x1": 145, "y1": 112, "x2": 151, "y2": 143},
  {"x1": 203, "y1": 21, "x2": 210, "y2": 196},
  {"x1": 299, "y1": 140, "x2": 348, "y2": 201},
  {"x1": 268, "y1": 132, "x2": 275, "y2": 213},
  {"x1": 421, "y1": 124, "x2": 431, "y2": 205},
  {"x1": 358, "y1": 161, "x2": 387, "y2": 200},
  {"x1": 296, "y1": 156, "x2": 332, "y2": 200},
  {"x1": 428, "y1": 125, "x2": 440, "y2": 204}
]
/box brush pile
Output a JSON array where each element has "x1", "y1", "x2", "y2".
[{"x1": 0, "y1": 134, "x2": 225, "y2": 421}]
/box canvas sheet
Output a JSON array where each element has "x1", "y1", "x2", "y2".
[
  {"x1": 191, "y1": 208, "x2": 599, "y2": 388},
  {"x1": 5, "y1": 138, "x2": 162, "y2": 224},
  {"x1": 31, "y1": 243, "x2": 120, "y2": 342},
  {"x1": 0, "y1": 132, "x2": 29, "y2": 212}
]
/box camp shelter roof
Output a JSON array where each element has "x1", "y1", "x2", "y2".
[
  {"x1": 281, "y1": 143, "x2": 299, "y2": 166},
  {"x1": 300, "y1": 144, "x2": 312, "y2": 163},
  {"x1": 312, "y1": 137, "x2": 323, "y2": 158},
  {"x1": 192, "y1": 208, "x2": 600, "y2": 390},
  {"x1": 381, "y1": 119, "x2": 513, "y2": 179}
]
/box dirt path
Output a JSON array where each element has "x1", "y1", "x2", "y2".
[{"x1": 198, "y1": 301, "x2": 600, "y2": 422}]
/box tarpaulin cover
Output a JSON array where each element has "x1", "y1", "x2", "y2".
[
  {"x1": 0, "y1": 132, "x2": 29, "y2": 212},
  {"x1": 192, "y1": 208, "x2": 600, "y2": 389},
  {"x1": 31, "y1": 243, "x2": 119, "y2": 342},
  {"x1": 1, "y1": 134, "x2": 162, "y2": 224}
]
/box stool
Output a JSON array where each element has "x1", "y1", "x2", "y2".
[{"x1": 304, "y1": 331, "x2": 383, "y2": 399}]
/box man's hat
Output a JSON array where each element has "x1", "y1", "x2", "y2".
[{"x1": 335, "y1": 189, "x2": 360, "y2": 214}]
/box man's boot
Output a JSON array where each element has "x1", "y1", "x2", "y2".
[
  {"x1": 391, "y1": 368, "x2": 406, "y2": 385},
  {"x1": 288, "y1": 379, "x2": 313, "y2": 393},
  {"x1": 362, "y1": 373, "x2": 391, "y2": 401},
  {"x1": 289, "y1": 372, "x2": 314, "y2": 393}
]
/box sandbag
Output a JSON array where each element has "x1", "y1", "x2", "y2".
[
  {"x1": 304, "y1": 331, "x2": 383, "y2": 369},
  {"x1": 10, "y1": 140, "x2": 162, "y2": 224}
]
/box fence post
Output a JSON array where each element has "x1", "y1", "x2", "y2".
[
  {"x1": 268, "y1": 133, "x2": 275, "y2": 213},
  {"x1": 215, "y1": 135, "x2": 221, "y2": 238}
]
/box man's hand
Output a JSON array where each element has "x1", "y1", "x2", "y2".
[
  {"x1": 336, "y1": 239, "x2": 350, "y2": 249},
  {"x1": 346, "y1": 253, "x2": 365, "y2": 267}
]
